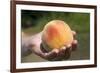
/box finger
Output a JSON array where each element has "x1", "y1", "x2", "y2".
[
  {"x1": 48, "y1": 47, "x2": 66, "y2": 61},
  {"x1": 62, "y1": 46, "x2": 67, "y2": 56},
  {"x1": 52, "y1": 45, "x2": 71, "y2": 61},
  {"x1": 44, "y1": 49, "x2": 59, "y2": 60},
  {"x1": 66, "y1": 44, "x2": 72, "y2": 49},
  {"x1": 64, "y1": 49, "x2": 71, "y2": 60},
  {"x1": 63, "y1": 44, "x2": 72, "y2": 60},
  {"x1": 40, "y1": 43, "x2": 49, "y2": 53},
  {"x1": 55, "y1": 46, "x2": 66, "y2": 60},
  {"x1": 60, "y1": 46, "x2": 67, "y2": 57},
  {"x1": 72, "y1": 30, "x2": 76, "y2": 36},
  {"x1": 53, "y1": 49, "x2": 59, "y2": 53},
  {"x1": 61, "y1": 46, "x2": 66, "y2": 51},
  {"x1": 72, "y1": 31, "x2": 76, "y2": 38},
  {"x1": 72, "y1": 40, "x2": 78, "y2": 51}
]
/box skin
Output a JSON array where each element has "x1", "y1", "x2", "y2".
[{"x1": 21, "y1": 31, "x2": 78, "y2": 61}]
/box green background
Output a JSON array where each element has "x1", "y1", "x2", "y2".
[{"x1": 21, "y1": 10, "x2": 90, "y2": 63}]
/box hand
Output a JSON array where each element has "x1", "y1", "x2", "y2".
[{"x1": 30, "y1": 31, "x2": 78, "y2": 61}]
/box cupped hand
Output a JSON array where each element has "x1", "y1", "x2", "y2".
[{"x1": 30, "y1": 31, "x2": 78, "y2": 61}]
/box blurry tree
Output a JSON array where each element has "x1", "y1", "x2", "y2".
[{"x1": 21, "y1": 10, "x2": 70, "y2": 29}]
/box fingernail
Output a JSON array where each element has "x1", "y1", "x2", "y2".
[
  {"x1": 73, "y1": 40, "x2": 78, "y2": 44},
  {"x1": 62, "y1": 46, "x2": 66, "y2": 50},
  {"x1": 67, "y1": 44, "x2": 71, "y2": 48},
  {"x1": 75, "y1": 40, "x2": 78, "y2": 44},
  {"x1": 72, "y1": 31, "x2": 76, "y2": 35},
  {"x1": 53, "y1": 49, "x2": 59, "y2": 53}
]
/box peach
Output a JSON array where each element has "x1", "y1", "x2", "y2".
[{"x1": 42, "y1": 20, "x2": 73, "y2": 51}]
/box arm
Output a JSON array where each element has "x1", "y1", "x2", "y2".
[{"x1": 21, "y1": 31, "x2": 78, "y2": 61}]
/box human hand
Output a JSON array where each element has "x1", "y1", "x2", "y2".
[{"x1": 30, "y1": 31, "x2": 78, "y2": 61}]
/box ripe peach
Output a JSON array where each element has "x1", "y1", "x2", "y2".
[{"x1": 42, "y1": 20, "x2": 73, "y2": 51}]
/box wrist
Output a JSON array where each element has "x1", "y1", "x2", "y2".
[{"x1": 21, "y1": 43, "x2": 32, "y2": 57}]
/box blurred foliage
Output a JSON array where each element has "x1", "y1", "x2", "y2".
[
  {"x1": 21, "y1": 10, "x2": 90, "y2": 62},
  {"x1": 21, "y1": 10, "x2": 89, "y2": 34}
]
